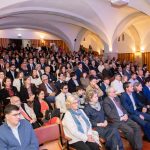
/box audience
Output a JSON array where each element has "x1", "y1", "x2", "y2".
[{"x1": 1, "y1": 44, "x2": 150, "y2": 149}]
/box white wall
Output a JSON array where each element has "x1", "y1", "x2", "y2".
[
  {"x1": 0, "y1": 28, "x2": 61, "y2": 40},
  {"x1": 114, "y1": 33, "x2": 135, "y2": 53}
]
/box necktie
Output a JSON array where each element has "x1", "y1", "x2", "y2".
[
  {"x1": 20, "y1": 108, "x2": 32, "y2": 122},
  {"x1": 65, "y1": 94, "x2": 67, "y2": 100},
  {"x1": 20, "y1": 79, "x2": 23, "y2": 87},
  {"x1": 47, "y1": 83, "x2": 53, "y2": 91}
]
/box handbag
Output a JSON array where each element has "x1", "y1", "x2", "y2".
[{"x1": 45, "y1": 108, "x2": 60, "y2": 120}]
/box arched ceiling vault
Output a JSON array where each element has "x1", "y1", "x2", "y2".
[{"x1": 0, "y1": 0, "x2": 150, "y2": 51}]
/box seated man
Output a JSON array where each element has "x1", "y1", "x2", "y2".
[
  {"x1": 86, "y1": 75, "x2": 103, "y2": 100},
  {"x1": 121, "y1": 82, "x2": 150, "y2": 141},
  {"x1": 0, "y1": 104, "x2": 38, "y2": 149},
  {"x1": 111, "y1": 74, "x2": 124, "y2": 95},
  {"x1": 103, "y1": 87, "x2": 142, "y2": 150},
  {"x1": 10, "y1": 96, "x2": 40, "y2": 129},
  {"x1": 39, "y1": 75, "x2": 57, "y2": 109},
  {"x1": 72, "y1": 86, "x2": 86, "y2": 109},
  {"x1": 55, "y1": 83, "x2": 71, "y2": 114},
  {"x1": 143, "y1": 77, "x2": 150, "y2": 104}
]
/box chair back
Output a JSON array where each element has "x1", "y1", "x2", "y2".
[{"x1": 35, "y1": 124, "x2": 60, "y2": 145}]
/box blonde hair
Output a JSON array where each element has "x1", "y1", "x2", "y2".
[
  {"x1": 86, "y1": 90, "x2": 97, "y2": 102},
  {"x1": 66, "y1": 95, "x2": 76, "y2": 110}
]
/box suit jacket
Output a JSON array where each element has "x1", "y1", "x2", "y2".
[
  {"x1": 6, "y1": 71, "x2": 17, "y2": 81},
  {"x1": 120, "y1": 92, "x2": 144, "y2": 116},
  {"x1": 39, "y1": 82, "x2": 57, "y2": 97},
  {"x1": 82, "y1": 62, "x2": 90, "y2": 73},
  {"x1": 100, "y1": 83, "x2": 107, "y2": 99},
  {"x1": 75, "y1": 68, "x2": 82, "y2": 81},
  {"x1": 123, "y1": 70, "x2": 131, "y2": 79},
  {"x1": 68, "y1": 79, "x2": 80, "y2": 93},
  {"x1": 143, "y1": 85, "x2": 150, "y2": 103},
  {"x1": 84, "y1": 102, "x2": 106, "y2": 128},
  {"x1": 27, "y1": 63, "x2": 35, "y2": 73},
  {"x1": 103, "y1": 96, "x2": 127, "y2": 123},
  {"x1": 0, "y1": 119, "x2": 38, "y2": 150},
  {"x1": 137, "y1": 76, "x2": 145, "y2": 87}
]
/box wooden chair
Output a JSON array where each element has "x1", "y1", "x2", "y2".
[{"x1": 34, "y1": 124, "x2": 62, "y2": 150}]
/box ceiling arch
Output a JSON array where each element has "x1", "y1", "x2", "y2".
[{"x1": 112, "y1": 12, "x2": 147, "y2": 45}]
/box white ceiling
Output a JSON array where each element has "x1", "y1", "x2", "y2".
[{"x1": 0, "y1": 0, "x2": 150, "y2": 50}]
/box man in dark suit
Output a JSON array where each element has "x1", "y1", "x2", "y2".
[
  {"x1": 75, "y1": 62, "x2": 83, "y2": 82},
  {"x1": 103, "y1": 87, "x2": 142, "y2": 150},
  {"x1": 44, "y1": 66, "x2": 56, "y2": 82},
  {"x1": 99, "y1": 77, "x2": 110, "y2": 100},
  {"x1": 82, "y1": 59, "x2": 90, "y2": 74},
  {"x1": 143, "y1": 77, "x2": 150, "y2": 104},
  {"x1": 137, "y1": 69, "x2": 145, "y2": 87},
  {"x1": 6, "y1": 64, "x2": 17, "y2": 81},
  {"x1": 39, "y1": 75, "x2": 57, "y2": 109},
  {"x1": 123, "y1": 64, "x2": 131, "y2": 79},
  {"x1": 121, "y1": 82, "x2": 150, "y2": 141},
  {"x1": 68, "y1": 72, "x2": 80, "y2": 93},
  {"x1": 27, "y1": 58, "x2": 35, "y2": 73}
]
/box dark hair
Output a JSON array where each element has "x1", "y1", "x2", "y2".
[
  {"x1": 123, "y1": 82, "x2": 131, "y2": 91},
  {"x1": 145, "y1": 77, "x2": 150, "y2": 84},
  {"x1": 89, "y1": 75, "x2": 97, "y2": 81},
  {"x1": 60, "y1": 82, "x2": 68, "y2": 89},
  {"x1": 2, "y1": 77, "x2": 12, "y2": 87},
  {"x1": 70, "y1": 72, "x2": 76, "y2": 78},
  {"x1": 4, "y1": 104, "x2": 19, "y2": 115},
  {"x1": 76, "y1": 86, "x2": 84, "y2": 91},
  {"x1": 36, "y1": 89, "x2": 45, "y2": 96}
]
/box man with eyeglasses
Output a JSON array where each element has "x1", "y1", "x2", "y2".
[
  {"x1": 56, "y1": 82, "x2": 71, "y2": 115},
  {"x1": 0, "y1": 104, "x2": 38, "y2": 150}
]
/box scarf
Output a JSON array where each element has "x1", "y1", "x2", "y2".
[
  {"x1": 89, "y1": 101, "x2": 101, "y2": 111},
  {"x1": 69, "y1": 109, "x2": 90, "y2": 133}
]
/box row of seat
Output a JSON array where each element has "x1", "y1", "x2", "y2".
[{"x1": 34, "y1": 117, "x2": 133, "y2": 150}]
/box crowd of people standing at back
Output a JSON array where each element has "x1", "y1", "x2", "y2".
[{"x1": 0, "y1": 45, "x2": 150, "y2": 150}]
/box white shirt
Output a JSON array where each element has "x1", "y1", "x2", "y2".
[
  {"x1": 129, "y1": 78, "x2": 138, "y2": 86},
  {"x1": 111, "y1": 79, "x2": 124, "y2": 94},
  {"x1": 8, "y1": 122, "x2": 21, "y2": 145},
  {"x1": 128, "y1": 93, "x2": 137, "y2": 110},
  {"x1": 56, "y1": 92, "x2": 72, "y2": 113},
  {"x1": 74, "y1": 80, "x2": 79, "y2": 86},
  {"x1": 98, "y1": 65, "x2": 104, "y2": 73}
]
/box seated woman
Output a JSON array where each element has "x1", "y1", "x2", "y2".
[
  {"x1": 33, "y1": 89, "x2": 57, "y2": 126},
  {"x1": 13, "y1": 71, "x2": 24, "y2": 92},
  {"x1": 19, "y1": 76, "x2": 37, "y2": 105},
  {"x1": 62, "y1": 95, "x2": 100, "y2": 150},
  {"x1": 134, "y1": 82, "x2": 150, "y2": 112},
  {"x1": 30, "y1": 69, "x2": 42, "y2": 87},
  {"x1": 84, "y1": 90, "x2": 124, "y2": 150},
  {"x1": 0, "y1": 77, "x2": 18, "y2": 107}
]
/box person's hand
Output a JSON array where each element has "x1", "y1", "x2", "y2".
[
  {"x1": 49, "y1": 92, "x2": 56, "y2": 96},
  {"x1": 139, "y1": 114, "x2": 144, "y2": 120},
  {"x1": 94, "y1": 84, "x2": 99, "y2": 90},
  {"x1": 103, "y1": 120, "x2": 108, "y2": 127},
  {"x1": 142, "y1": 107, "x2": 147, "y2": 113},
  {"x1": 123, "y1": 114, "x2": 128, "y2": 121}
]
